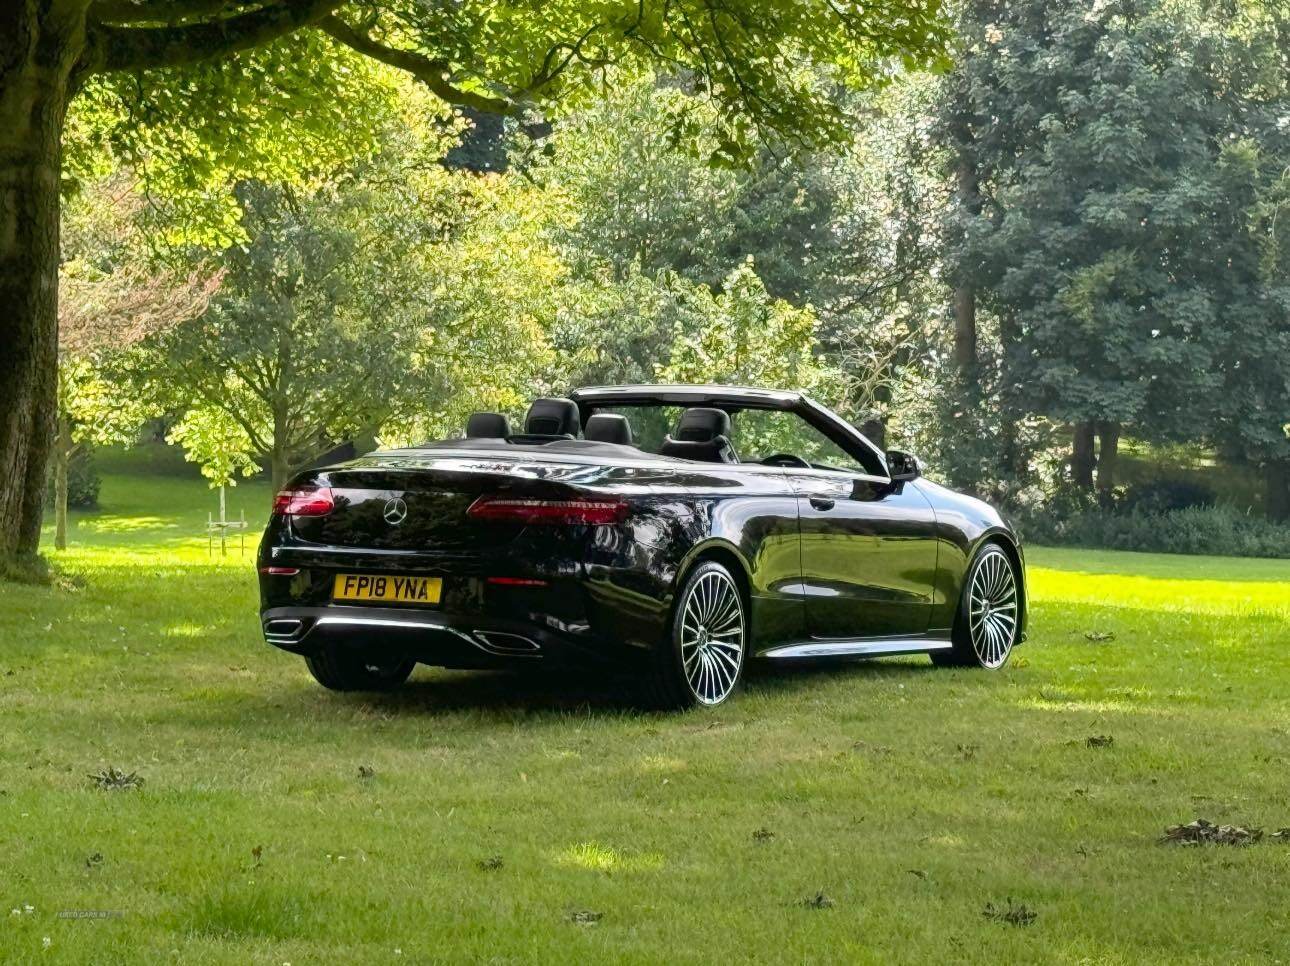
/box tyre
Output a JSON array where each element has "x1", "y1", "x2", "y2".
[
  {"x1": 931, "y1": 542, "x2": 1020, "y2": 669},
  {"x1": 642, "y1": 560, "x2": 747, "y2": 709},
  {"x1": 305, "y1": 647, "x2": 416, "y2": 692}
]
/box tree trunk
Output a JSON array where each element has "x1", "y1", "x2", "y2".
[
  {"x1": 270, "y1": 447, "x2": 292, "y2": 494},
  {"x1": 1096, "y1": 421, "x2": 1120, "y2": 499},
  {"x1": 953, "y1": 281, "x2": 976, "y2": 374},
  {"x1": 1071, "y1": 422, "x2": 1095, "y2": 489},
  {"x1": 952, "y1": 158, "x2": 978, "y2": 374},
  {"x1": 1266, "y1": 459, "x2": 1290, "y2": 523},
  {"x1": 860, "y1": 417, "x2": 886, "y2": 451},
  {"x1": 54, "y1": 415, "x2": 71, "y2": 551},
  {"x1": 0, "y1": 3, "x2": 83, "y2": 563}
]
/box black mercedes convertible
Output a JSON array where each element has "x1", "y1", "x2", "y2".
[{"x1": 258, "y1": 385, "x2": 1027, "y2": 708}]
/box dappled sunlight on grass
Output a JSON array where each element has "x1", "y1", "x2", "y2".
[
  {"x1": 554, "y1": 842, "x2": 666, "y2": 873},
  {"x1": 1029, "y1": 567, "x2": 1289, "y2": 618},
  {"x1": 637, "y1": 753, "x2": 688, "y2": 774},
  {"x1": 162, "y1": 621, "x2": 217, "y2": 638},
  {"x1": 1019, "y1": 696, "x2": 1169, "y2": 716},
  {"x1": 79, "y1": 514, "x2": 182, "y2": 534}
]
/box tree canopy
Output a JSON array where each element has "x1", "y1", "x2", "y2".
[{"x1": 0, "y1": 0, "x2": 950, "y2": 564}]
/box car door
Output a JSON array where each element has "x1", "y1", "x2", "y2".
[
  {"x1": 727, "y1": 407, "x2": 940, "y2": 641},
  {"x1": 788, "y1": 470, "x2": 939, "y2": 639}
]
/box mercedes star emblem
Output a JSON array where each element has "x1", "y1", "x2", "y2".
[{"x1": 383, "y1": 497, "x2": 408, "y2": 525}]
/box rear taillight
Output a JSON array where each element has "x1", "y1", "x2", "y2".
[
  {"x1": 272, "y1": 485, "x2": 334, "y2": 517},
  {"x1": 467, "y1": 496, "x2": 628, "y2": 526}
]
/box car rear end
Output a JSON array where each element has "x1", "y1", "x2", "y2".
[{"x1": 257, "y1": 453, "x2": 669, "y2": 673}]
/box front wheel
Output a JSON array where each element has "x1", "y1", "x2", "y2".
[
  {"x1": 642, "y1": 561, "x2": 747, "y2": 709},
  {"x1": 305, "y1": 647, "x2": 416, "y2": 692},
  {"x1": 932, "y1": 543, "x2": 1019, "y2": 669}
]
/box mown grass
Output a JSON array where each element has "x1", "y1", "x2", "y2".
[{"x1": 2, "y1": 457, "x2": 1289, "y2": 963}]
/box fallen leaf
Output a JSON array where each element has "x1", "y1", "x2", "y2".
[
  {"x1": 88, "y1": 767, "x2": 143, "y2": 791},
  {"x1": 983, "y1": 898, "x2": 1037, "y2": 927},
  {"x1": 1162, "y1": 818, "x2": 1262, "y2": 846}
]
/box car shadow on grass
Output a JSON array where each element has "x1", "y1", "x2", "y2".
[{"x1": 308, "y1": 656, "x2": 942, "y2": 718}]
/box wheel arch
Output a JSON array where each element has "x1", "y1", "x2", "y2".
[{"x1": 674, "y1": 539, "x2": 753, "y2": 616}]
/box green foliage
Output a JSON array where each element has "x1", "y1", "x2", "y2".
[
  {"x1": 1121, "y1": 478, "x2": 1216, "y2": 515},
  {"x1": 1015, "y1": 503, "x2": 1290, "y2": 559},
  {"x1": 657, "y1": 259, "x2": 837, "y2": 399},
  {"x1": 67, "y1": 38, "x2": 401, "y2": 248},
  {"x1": 364, "y1": 0, "x2": 948, "y2": 157},
  {"x1": 165, "y1": 406, "x2": 262, "y2": 489},
  {"x1": 59, "y1": 356, "x2": 159, "y2": 454}
]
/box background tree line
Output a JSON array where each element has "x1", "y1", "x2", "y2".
[{"x1": 47, "y1": 0, "x2": 1290, "y2": 559}]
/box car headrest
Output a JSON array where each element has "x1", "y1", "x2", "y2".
[
  {"x1": 658, "y1": 436, "x2": 739, "y2": 464},
  {"x1": 674, "y1": 407, "x2": 731, "y2": 442},
  {"x1": 465, "y1": 412, "x2": 511, "y2": 439},
  {"x1": 523, "y1": 397, "x2": 581, "y2": 437},
  {"x1": 584, "y1": 413, "x2": 633, "y2": 446}
]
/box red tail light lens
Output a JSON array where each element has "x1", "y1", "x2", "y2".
[
  {"x1": 467, "y1": 496, "x2": 628, "y2": 526},
  {"x1": 272, "y1": 485, "x2": 334, "y2": 517}
]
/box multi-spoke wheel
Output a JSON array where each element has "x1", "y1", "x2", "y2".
[
  {"x1": 643, "y1": 560, "x2": 746, "y2": 709},
  {"x1": 933, "y1": 543, "x2": 1020, "y2": 670}
]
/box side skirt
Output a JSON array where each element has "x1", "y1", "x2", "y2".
[{"x1": 759, "y1": 636, "x2": 953, "y2": 660}]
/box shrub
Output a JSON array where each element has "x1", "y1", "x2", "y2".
[
  {"x1": 1015, "y1": 503, "x2": 1290, "y2": 558},
  {"x1": 1121, "y1": 478, "x2": 1216, "y2": 514}
]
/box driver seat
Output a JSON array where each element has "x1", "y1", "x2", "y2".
[{"x1": 658, "y1": 407, "x2": 738, "y2": 463}]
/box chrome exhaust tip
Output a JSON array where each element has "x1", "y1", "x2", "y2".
[
  {"x1": 473, "y1": 631, "x2": 541, "y2": 655},
  {"x1": 264, "y1": 618, "x2": 304, "y2": 641}
]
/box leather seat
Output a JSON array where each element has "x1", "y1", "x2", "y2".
[
  {"x1": 465, "y1": 412, "x2": 511, "y2": 439},
  {"x1": 584, "y1": 413, "x2": 634, "y2": 446},
  {"x1": 523, "y1": 397, "x2": 581, "y2": 438},
  {"x1": 658, "y1": 407, "x2": 738, "y2": 463}
]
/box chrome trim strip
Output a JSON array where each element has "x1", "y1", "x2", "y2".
[
  {"x1": 309, "y1": 615, "x2": 542, "y2": 658},
  {"x1": 315, "y1": 615, "x2": 476, "y2": 642},
  {"x1": 761, "y1": 637, "x2": 953, "y2": 660}
]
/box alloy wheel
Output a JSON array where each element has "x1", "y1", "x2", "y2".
[
  {"x1": 680, "y1": 569, "x2": 745, "y2": 705},
  {"x1": 969, "y1": 549, "x2": 1018, "y2": 669}
]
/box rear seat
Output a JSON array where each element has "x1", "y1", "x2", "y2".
[{"x1": 584, "y1": 413, "x2": 634, "y2": 446}]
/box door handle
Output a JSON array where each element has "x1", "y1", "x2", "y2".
[{"x1": 809, "y1": 496, "x2": 835, "y2": 511}]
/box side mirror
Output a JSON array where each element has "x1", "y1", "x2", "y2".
[{"x1": 886, "y1": 449, "x2": 921, "y2": 482}]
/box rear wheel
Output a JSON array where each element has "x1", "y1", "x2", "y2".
[
  {"x1": 642, "y1": 561, "x2": 746, "y2": 709},
  {"x1": 305, "y1": 647, "x2": 416, "y2": 692},
  {"x1": 932, "y1": 543, "x2": 1019, "y2": 669}
]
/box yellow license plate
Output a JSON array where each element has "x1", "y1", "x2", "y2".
[{"x1": 332, "y1": 574, "x2": 442, "y2": 606}]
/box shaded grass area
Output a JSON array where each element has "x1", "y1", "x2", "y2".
[{"x1": 2, "y1": 464, "x2": 1290, "y2": 963}]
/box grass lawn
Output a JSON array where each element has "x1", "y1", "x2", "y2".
[{"x1": 3, "y1": 455, "x2": 1289, "y2": 963}]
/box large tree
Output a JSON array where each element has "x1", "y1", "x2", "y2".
[
  {"x1": 942, "y1": 0, "x2": 1288, "y2": 496},
  {"x1": 0, "y1": 0, "x2": 947, "y2": 564}
]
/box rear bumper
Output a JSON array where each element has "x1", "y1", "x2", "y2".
[{"x1": 260, "y1": 601, "x2": 655, "y2": 671}]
